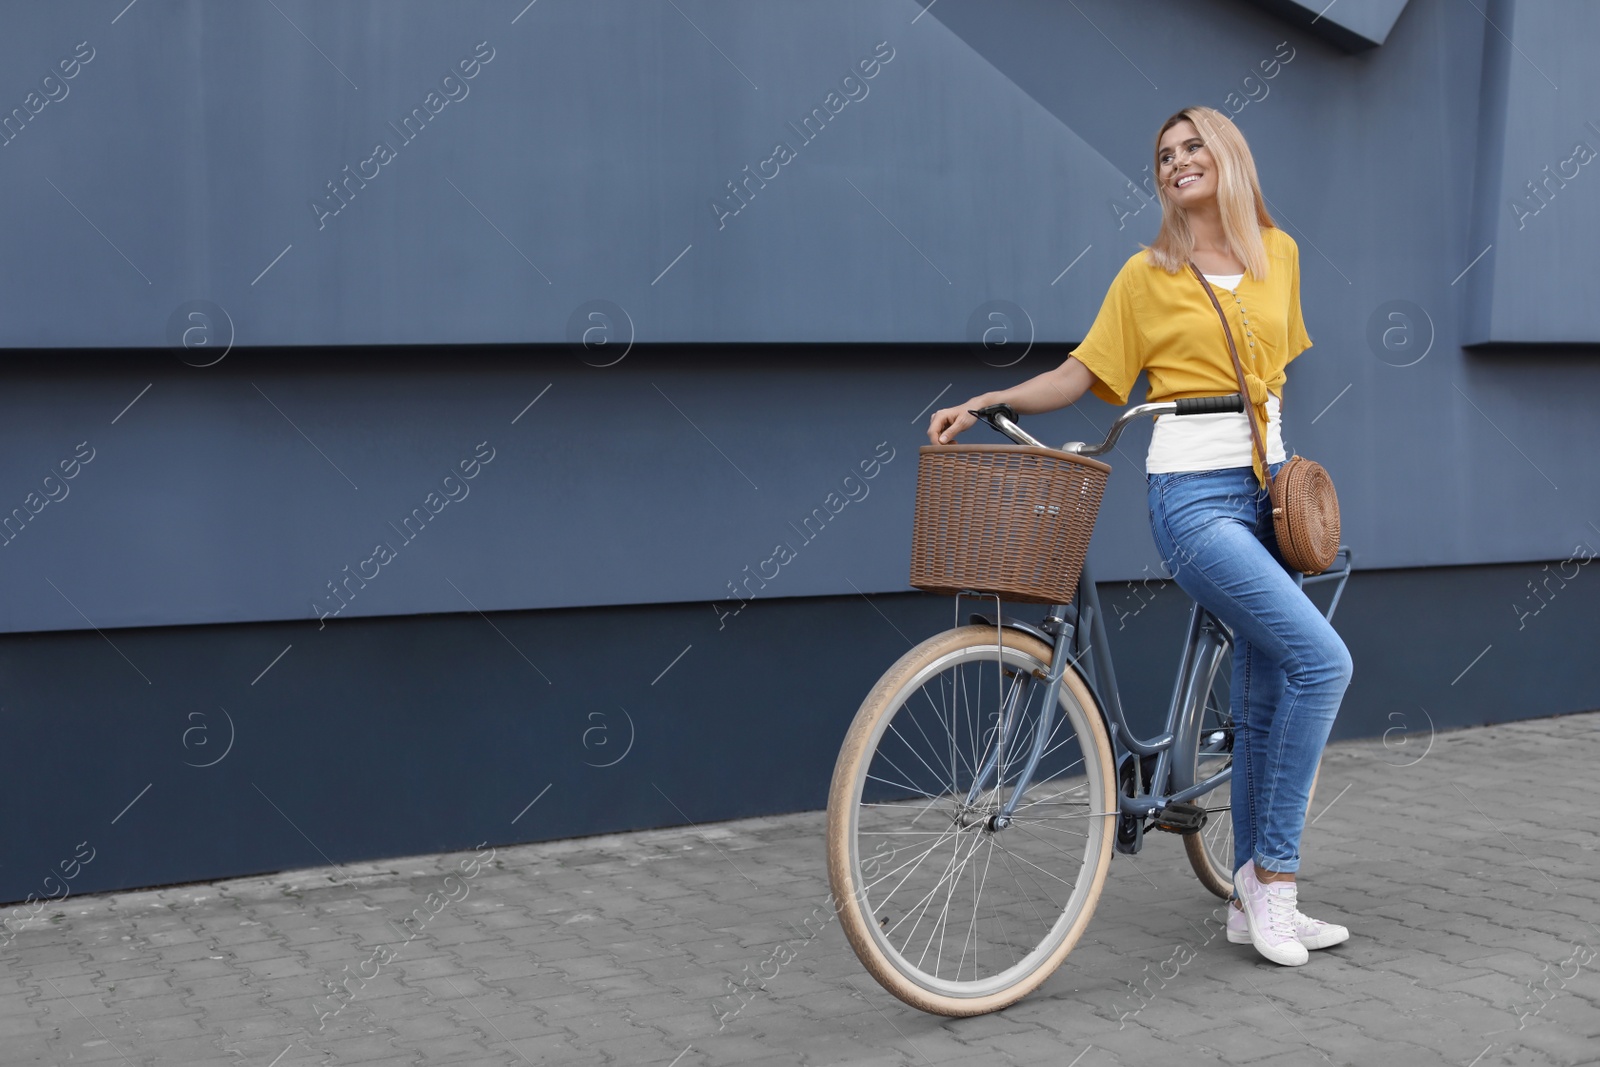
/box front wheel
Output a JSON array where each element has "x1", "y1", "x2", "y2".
[{"x1": 826, "y1": 624, "x2": 1117, "y2": 1016}]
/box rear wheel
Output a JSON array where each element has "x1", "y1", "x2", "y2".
[
  {"x1": 826, "y1": 625, "x2": 1117, "y2": 1016},
  {"x1": 1183, "y1": 640, "x2": 1236, "y2": 898},
  {"x1": 1182, "y1": 639, "x2": 1324, "y2": 898}
]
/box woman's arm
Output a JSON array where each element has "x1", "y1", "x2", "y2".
[{"x1": 926, "y1": 357, "x2": 1098, "y2": 444}]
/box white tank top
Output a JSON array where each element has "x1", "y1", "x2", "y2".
[{"x1": 1144, "y1": 271, "x2": 1287, "y2": 474}]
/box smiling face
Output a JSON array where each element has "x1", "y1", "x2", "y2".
[{"x1": 1157, "y1": 119, "x2": 1217, "y2": 205}]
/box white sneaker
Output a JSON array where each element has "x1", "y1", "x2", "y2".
[
  {"x1": 1233, "y1": 863, "x2": 1309, "y2": 966},
  {"x1": 1228, "y1": 897, "x2": 1349, "y2": 950}
]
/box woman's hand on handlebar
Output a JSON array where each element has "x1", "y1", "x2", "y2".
[
  {"x1": 926, "y1": 358, "x2": 1097, "y2": 445},
  {"x1": 928, "y1": 399, "x2": 986, "y2": 445}
]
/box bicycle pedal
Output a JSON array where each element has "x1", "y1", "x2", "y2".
[{"x1": 1152, "y1": 802, "x2": 1208, "y2": 835}]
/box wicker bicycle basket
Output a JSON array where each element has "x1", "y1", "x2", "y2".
[{"x1": 909, "y1": 444, "x2": 1112, "y2": 605}]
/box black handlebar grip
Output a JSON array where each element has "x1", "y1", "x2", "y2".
[
  {"x1": 969, "y1": 403, "x2": 1019, "y2": 426},
  {"x1": 1173, "y1": 394, "x2": 1244, "y2": 416}
]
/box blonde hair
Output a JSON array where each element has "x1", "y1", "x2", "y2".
[{"x1": 1141, "y1": 106, "x2": 1276, "y2": 277}]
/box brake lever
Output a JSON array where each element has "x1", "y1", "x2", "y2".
[{"x1": 968, "y1": 403, "x2": 1019, "y2": 429}]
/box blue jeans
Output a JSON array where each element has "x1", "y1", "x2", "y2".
[{"x1": 1147, "y1": 462, "x2": 1353, "y2": 874}]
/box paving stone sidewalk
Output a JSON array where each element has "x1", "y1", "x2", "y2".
[{"x1": 5, "y1": 712, "x2": 1599, "y2": 1067}]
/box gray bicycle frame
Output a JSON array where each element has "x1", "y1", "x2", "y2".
[{"x1": 966, "y1": 405, "x2": 1352, "y2": 825}]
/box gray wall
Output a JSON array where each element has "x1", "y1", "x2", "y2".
[
  {"x1": 4, "y1": 0, "x2": 1598, "y2": 640},
  {"x1": 1, "y1": 0, "x2": 1596, "y2": 903},
  {"x1": 4, "y1": 558, "x2": 1596, "y2": 905}
]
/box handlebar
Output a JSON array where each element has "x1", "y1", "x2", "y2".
[
  {"x1": 1172, "y1": 395, "x2": 1246, "y2": 417},
  {"x1": 968, "y1": 393, "x2": 1244, "y2": 457}
]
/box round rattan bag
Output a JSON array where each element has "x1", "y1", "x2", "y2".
[{"x1": 1269, "y1": 455, "x2": 1340, "y2": 575}]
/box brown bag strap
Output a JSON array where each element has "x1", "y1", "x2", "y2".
[{"x1": 1187, "y1": 262, "x2": 1268, "y2": 478}]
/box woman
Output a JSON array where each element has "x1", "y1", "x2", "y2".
[{"x1": 927, "y1": 106, "x2": 1353, "y2": 968}]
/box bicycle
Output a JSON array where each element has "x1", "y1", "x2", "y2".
[{"x1": 825, "y1": 396, "x2": 1352, "y2": 1016}]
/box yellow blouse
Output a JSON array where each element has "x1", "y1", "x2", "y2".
[{"x1": 1068, "y1": 225, "x2": 1313, "y2": 488}]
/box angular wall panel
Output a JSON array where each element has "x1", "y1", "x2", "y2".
[
  {"x1": 0, "y1": 1, "x2": 1144, "y2": 347},
  {"x1": 1463, "y1": 0, "x2": 1600, "y2": 345},
  {"x1": 1243, "y1": 0, "x2": 1412, "y2": 51}
]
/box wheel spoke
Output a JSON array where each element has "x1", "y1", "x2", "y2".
[
  {"x1": 865, "y1": 824, "x2": 967, "y2": 905},
  {"x1": 863, "y1": 769, "x2": 941, "y2": 801},
  {"x1": 885, "y1": 825, "x2": 985, "y2": 947},
  {"x1": 994, "y1": 844, "x2": 1057, "y2": 941},
  {"x1": 1007, "y1": 778, "x2": 1091, "y2": 815},
  {"x1": 1006, "y1": 820, "x2": 1090, "y2": 863},
  {"x1": 915, "y1": 827, "x2": 990, "y2": 972},
  {"x1": 958, "y1": 839, "x2": 997, "y2": 980},
  {"x1": 1012, "y1": 821, "x2": 1090, "y2": 838},
  {"x1": 989, "y1": 833, "x2": 1079, "y2": 893},
  {"x1": 882, "y1": 713, "x2": 968, "y2": 801}
]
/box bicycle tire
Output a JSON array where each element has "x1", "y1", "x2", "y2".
[
  {"x1": 1182, "y1": 641, "x2": 1236, "y2": 899},
  {"x1": 826, "y1": 624, "x2": 1117, "y2": 1016},
  {"x1": 1182, "y1": 644, "x2": 1325, "y2": 898}
]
